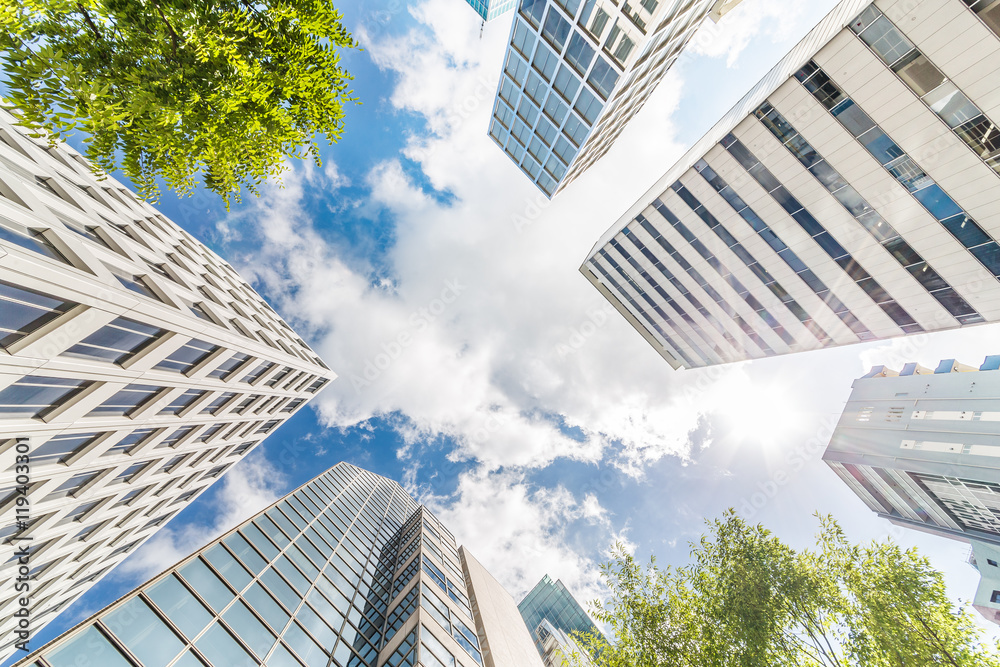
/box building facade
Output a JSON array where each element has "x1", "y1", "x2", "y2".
[
  {"x1": 518, "y1": 574, "x2": 604, "y2": 662},
  {"x1": 534, "y1": 619, "x2": 596, "y2": 667},
  {"x1": 464, "y1": 0, "x2": 517, "y2": 21},
  {"x1": 11, "y1": 462, "x2": 544, "y2": 667},
  {"x1": 582, "y1": 0, "x2": 1000, "y2": 370},
  {"x1": 0, "y1": 109, "x2": 334, "y2": 660},
  {"x1": 823, "y1": 356, "x2": 1000, "y2": 624},
  {"x1": 488, "y1": 0, "x2": 744, "y2": 197}
]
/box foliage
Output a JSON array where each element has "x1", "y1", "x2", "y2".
[
  {"x1": 573, "y1": 512, "x2": 1000, "y2": 667},
  {"x1": 0, "y1": 0, "x2": 358, "y2": 206}
]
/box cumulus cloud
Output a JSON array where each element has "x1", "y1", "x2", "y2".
[
  {"x1": 118, "y1": 451, "x2": 286, "y2": 581},
  {"x1": 686, "y1": 0, "x2": 810, "y2": 67}
]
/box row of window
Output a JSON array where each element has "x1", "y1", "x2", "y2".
[
  {"x1": 795, "y1": 60, "x2": 1000, "y2": 279},
  {"x1": 748, "y1": 102, "x2": 983, "y2": 325},
  {"x1": 852, "y1": 3, "x2": 1000, "y2": 175}
]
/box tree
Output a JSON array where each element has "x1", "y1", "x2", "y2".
[
  {"x1": 0, "y1": 0, "x2": 358, "y2": 206},
  {"x1": 574, "y1": 512, "x2": 1000, "y2": 667}
]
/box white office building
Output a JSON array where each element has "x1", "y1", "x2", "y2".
[
  {"x1": 583, "y1": 0, "x2": 1000, "y2": 369},
  {"x1": 824, "y1": 356, "x2": 1000, "y2": 625},
  {"x1": 488, "y1": 0, "x2": 745, "y2": 196},
  {"x1": 0, "y1": 109, "x2": 334, "y2": 659},
  {"x1": 463, "y1": 0, "x2": 518, "y2": 21}
]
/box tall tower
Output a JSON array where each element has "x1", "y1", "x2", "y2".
[
  {"x1": 487, "y1": 0, "x2": 745, "y2": 196},
  {"x1": 463, "y1": 0, "x2": 518, "y2": 22},
  {"x1": 823, "y1": 356, "x2": 1000, "y2": 625},
  {"x1": 11, "y1": 462, "x2": 543, "y2": 667},
  {"x1": 518, "y1": 575, "x2": 604, "y2": 665},
  {"x1": 583, "y1": 0, "x2": 1000, "y2": 369},
  {"x1": 0, "y1": 108, "x2": 334, "y2": 660}
]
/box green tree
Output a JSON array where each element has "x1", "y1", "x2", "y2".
[
  {"x1": 0, "y1": 0, "x2": 358, "y2": 206},
  {"x1": 574, "y1": 512, "x2": 1000, "y2": 667}
]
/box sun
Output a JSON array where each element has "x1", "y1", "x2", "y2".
[{"x1": 714, "y1": 378, "x2": 802, "y2": 446}]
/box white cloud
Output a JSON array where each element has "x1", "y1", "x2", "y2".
[
  {"x1": 686, "y1": 0, "x2": 809, "y2": 67},
  {"x1": 117, "y1": 451, "x2": 286, "y2": 581}
]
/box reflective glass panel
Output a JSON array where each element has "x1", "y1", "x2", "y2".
[
  {"x1": 147, "y1": 574, "x2": 214, "y2": 639},
  {"x1": 195, "y1": 622, "x2": 256, "y2": 667},
  {"x1": 103, "y1": 597, "x2": 185, "y2": 667},
  {"x1": 44, "y1": 626, "x2": 132, "y2": 667},
  {"x1": 223, "y1": 599, "x2": 275, "y2": 658}
]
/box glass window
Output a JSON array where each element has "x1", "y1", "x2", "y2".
[
  {"x1": 510, "y1": 19, "x2": 536, "y2": 58},
  {"x1": 543, "y1": 93, "x2": 568, "y2": 125},
  {"x1": 171, "y1": 651, "x2": 208, "y2": 667},
  {"x1": 207, "y1": 352, "x2": 251, "y2": 380},
  {"x1": 532, "y1": 44, "x2": 558, "y2": 81},
  {"x1": 912, "y1": 184, "x2": 964, "y2": 221},
  {"x1": 43, "y1": 626, "x2": 132, "y2": 667},
  {"x1": 245, "y1": 582, "x2": 290, "y2": 633},
  {"x1": 830, "y1": 185, "x2": 871, "y2": 217},
  {"x1": 261, "y1": 567, "x2": 301, "y2": 613},
  {"x1": 201, "y1": 392, "x2": 236, "y2": 415},
  {"x1": 942, "y1": 214, "x2": 993, "y2": 249},
  {"x1": 520, "y1": 0, "x2": 546, "y2": 27},
  {"x1": 954, "y1": 114, "x2": 1000, "y2": 157},
  {"x1": 31, "y1": 432, "x2": 100, "y2": 465},
  {"x1": 541, "y1": 8, "x2": 571, "y2": 50},
  {"x1": 275, "y1": 554, "x2": 312, "y2": 594},
  {"x1": 552, "y1": 66, "x2": 580, "y2": 102},
  {"x1": 241, "y1": 361, "x2": 275, "y2": 384},
  {"x1": 858, "y1": 127, "x2": 904, "y2": 165},
  {"x1": 104, "y1": 427, "x2": 158, "y2": 457},
  {"x1": 0, "y1": 224, "x2": 68, "y2": 263},
  {"x1": 580, "y1": 0, "x2": 610, "y2": 40},
  {"x1": 504, "y1": 52, "x2": 528, "y2": 86},
  {"x1": 88, "y1": 383, "x2": 162, "y2": 417},
  {"x1": 223, "y1": 599, "x2": 275, "y2": 658},
  {"x1": 267, "y1": 643, "x2": 304, "y2": 667},
  {"x1": 224, "y1": 532, "x2": 268, "y2": 574},
  {"x1": 892, "y1": 50, "x2": 946, "y2": 96},
  {"x1": 831, "y1": 99, "x2": 875, "y2": 137},
  {"x1": 111, "y1": 461, "x2": 147, "y2": 484},
  {"x1": 295, "y1": 602, "x2": 338, "y2": 647},
  {"x1": 801, "y1": 70, "x2": 846, "y2": 110},
  {"x1": 924, "y1": 82, "x2": 981, "y2": 128},
  {"x1": 158, "y1": 389, "x2": 207, "y2": 416},
  {"x1": 0, "y1": 280, "x2": 75, "y2": 350},
  {"x1": 564, "y1": 32, "x2": 595, "y2": 75},
  {"x1": 283, "y1": 621, "x2": 327, "y2": 667},
  {"x1": 574, "y1": 88, "x2": 601, "y2": 125},
  {"x1": 257, "y1": 514, "x2": 291, "y2": 548},
  {"x1": 63, "y1": 317, "x2": 164, "y2": 364},
  {"x1": 195, "y1": 622, "x2": 256, "y2": 667},
  {"x1": 0, "y1": 375, "x2": 90, "y2": 419},
  {"x1": 586, "y1": 57, "x2": 619, "y2": 100},
  {"x1": 178, "y1": 558, "x2": 235, "y2": 613},
  {"x1": 154, "y1": 338, "x2": 219, "y2": 373},
  {"x1": 158, "y1": 425, "x2": 196, "y2": 449},
  {"x1": 103, "y1": 597, "x2": 185, "y2": 667},
  {"x1": 421, "y1": 623, "x2": 456, "y2": 667},
  {"x1": 516, "y1": 99, "x2": 539, "y2": 126},
  {"x1": 204, "y1": 543, "x2": 253, "y2": 591},
  {"x1": 112, "y1": 270, "x2": 163, "y2": 302},
  {"x1": 857, "y1": 15, "x2": 914, "y2": 65}
]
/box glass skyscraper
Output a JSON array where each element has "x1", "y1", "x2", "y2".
[
  {"x1": 12, "y1": 462, "x2": 543, "y2": 667},
  {"x1": 518, "y1": 574, "x2": 604, "y2": 660},
  {"x1": 463, "y1": 0, "x2": 517, "y2": 21}
]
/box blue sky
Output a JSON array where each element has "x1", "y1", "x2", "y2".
[{"x1": 14, "y1": 0, "x2": 1000, "y2": 658}]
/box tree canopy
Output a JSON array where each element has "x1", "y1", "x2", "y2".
[
  {"x1": 0, "y1": 0, "x2": 359, "y2": 206},
  {"x1": 573, "y1": 512, "x2": 1000, "y2": 667}
]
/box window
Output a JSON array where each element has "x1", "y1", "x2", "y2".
[
  {"x1": 587, "y1": 57, "x2": 619, "y2": 100},
  {"x1": 159, "y1": 455, "x2": 186, "y2": 473},
  {"x1": 580, "y1": 0, "x2": 611, "y2": 40},
  {"x1": 154, "y1": 338, "x2": 219, "y2": 373},
  {"x1": 603, "y1": 19, "x2": 636, "y2": 66},
  {"x1": 113, "y1": 488, "x2": 147, "y2": 507},
  {"x1": 510, "y1": 19, "x2": 536, "y2": 58},
  {"x1": 44, "y1": 470, "x2": 100, "y2": 501},
  {"x1": 552, "y1": 66, "x2": 581, "y2": 102},
  {"x1": 541, "y1": 8, "x2": 571, "y2": 50},
  {"x1": 103, "y1": 428, "x2": 157, "y2": 457},
  {"x1": 0, "y1": 375, "x2": 91, "y2": 419},
  {"x1": 147, "y1": 574, "x2": 214, "y2": 640},
  {"x1": 208, "y1": 352, "x2": 251, "y2": 380},
  {"x1": 56, "y1": 500, "x2": 99, "y2": 525},
  {"x1": 0, "y1": 223, "x2": 69, "y2": 263},
  {"x1": 0, "y1": 279, "x2": 75, "y2": 350},
  {"x1": 543, "y1": 93, "x2": 568, "y2": 125},
  {"x1": 202, "y1": 392, "x2": 236, "y2": 415},
  {"x1": 63, "y1": 317, "x2": 165, "y2": 365},
  {"x1": 574, "y1": 88, "x2": 602, "y2": 124},
  {"x1": 197, "y1": 423, "x2": 226, "y2": 442},
  {"x1": 517, "y1": 99, "x2": 539, "y2": 126},
  {"x1": 111, "y1": 462, "x2": 148, "y2": 485},
  {"x1": 281, "y1": 398, "x2": 305, "y2": 414},
  {"x1": 532, "y1": 44, "x2": 558, "y2": 81},
  {"x1": 189, "y1": 302, "x2": 216, "y2": 323},
  {"x1": 504, "y1": 53, "x2": 528, "y2": 86},
  {"x1": 158, "y1": 389, "x2": 207, "y2": 416},
  {"x1": 855, "y1": 14, "x2": 914, "y2": 65},
  {"x1": 29, "y1": 432, "x2": 101, "y2": 466},
  {"x1": 241, "y1": 361, "x2": 275, "y2": 384},
  {"x1": 565, "y1": 32, "x2": 595, "y2": 75},
  {"x1": 964, "y1": 0, "x2": 1000, "y2": 35},
  {"x1": 157, "y1": 425, "x2": 196, "y2": 449},
  {"x1": 109, "y1": 267, "x2": 162, "y2": 302},
  {"x1": 202, "y1": 464, "x2": 231, "y2": 480},
  {"x1": 257, "y1": 420, "x2": 280, "y2": 434},
  {"x1": 520, "y1": 0, "x2": 546, "y2": 27},
  {"x1": 88, "y1": 384, "x2": 163, "y2": 417},
  {"x1": 563, "y1": 114, "x2": 588, "y2": 146},
  {"x1": 40, "y1": 626, "x2": 133, "y2": 667},
  {"x1": 305, "y1": 378, "x2": 327, "y2": 394}
]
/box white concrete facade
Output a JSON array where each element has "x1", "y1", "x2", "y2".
[
  {"x1": 582, "y1": 0, "x2": 1000, "y2": 369},
  {"x1": 0, "y1": 109, "x2": 334, "y2": 660}
]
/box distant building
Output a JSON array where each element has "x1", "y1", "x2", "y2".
[
  {"x1": 11, "y1": 462, "x2": 545, "y2": 667},
  {"x1": 464, "y1": 0, "x2": 518, "y2": 21},
  {"x1": 518, "y1": 574, "x2": 605, "y2": 663},
  {"x1": 583, "y1": 0, "x2": 1000, "y2": 369},
  {"x1": 535, "y1": 618, "x2": 597, "y2": 666},
  {"x1": 0, "y1": 109, "x2": 333, "y2": 660},
  {"x1": 824, "y1": 356, "x2": 1000, "y2": 625},
  {"x1": 488, "y1": 0, "x2": 744, "y2": 196}
]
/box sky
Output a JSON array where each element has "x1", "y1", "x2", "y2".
[{"x1": 14, "y1": 0, "x2": 1000, "y2": 658}]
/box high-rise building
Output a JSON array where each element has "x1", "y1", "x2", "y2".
[
  {"x1": 0, "y1": 108, "x2": 333, "y2": 660},
  {"x1": 488, "y1": 0, "x2": 745, "y2": 197},
  {"x1": 534, "y1": 619, "x2": 596, "y2": 666},
  {"x1": 518, "y1": 574, "x2": 604, "y2": 663},
  {"x1": 10, "y1": 462, "x2": 544, "y2": 667},
  {"x1": 823, "y1": 357, "x2": 1000, "y2": 625},
  {"x1": 582, "y1": 0, "x2": 1000, "y2": 370},
  {"x1": 464, "y1": 0, "x2": 517, "y2": 21}
]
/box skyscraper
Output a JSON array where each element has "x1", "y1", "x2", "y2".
[
  {"x1": 583, "y1": 0, "x2": 1000, "y2": 370},
  {"x1": 487, "y1": 0, "x2": 745, "y2": 197},
  {"x1": 518, "y1": 574, "x2": 604, "y2": 663},
  {"x1": 464, "y1": 0, "x2": 517, "y2": 22},
  {"x1": 10, "y1": 462, "x2": 544, "y2": 667},
  {"x1": 0, "y1": 108, "x2": 333, "y2": 660},
  {"x1": 823, "y1": 356, "x2": 1000, "y2": 625}
]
